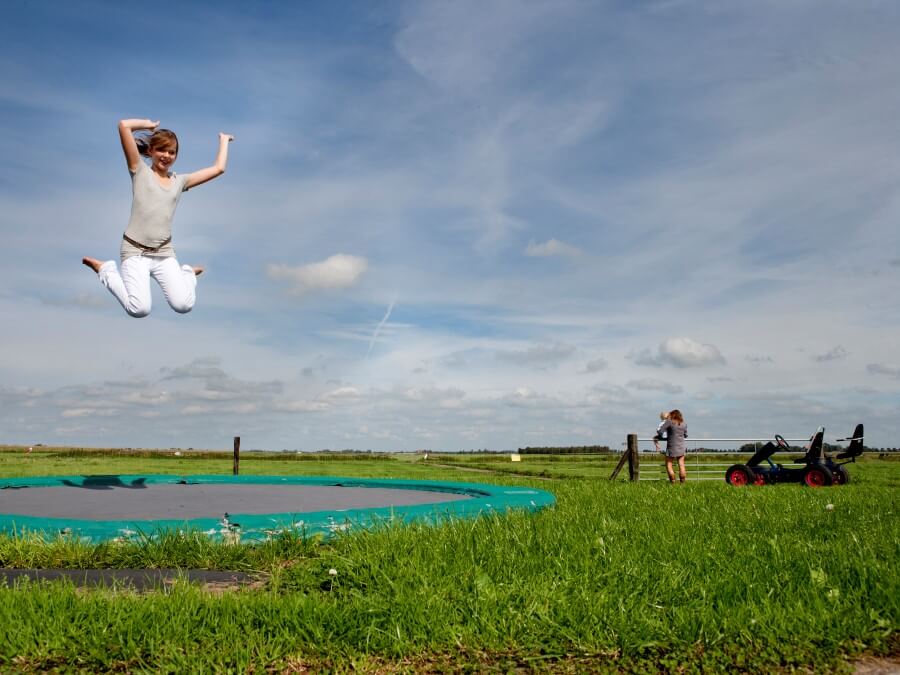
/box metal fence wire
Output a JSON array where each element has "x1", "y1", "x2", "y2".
[{"x1": 632, "y1": 437, "x2": 811, "y2": 482}]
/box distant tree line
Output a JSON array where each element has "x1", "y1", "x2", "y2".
[{"x1": 517, "y1": 445, "x2": 612, "y2": 455}]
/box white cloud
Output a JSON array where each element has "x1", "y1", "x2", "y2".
[
  {"x1": 585, "y1": 384, "x2": 634, "y2": 407},
  {"x1": 322, "y1": 386, "x2": 363, "y2": 400},
  {"x1": 181, "y1": 405, "x2": 213, "y2": 416},
  {"x1": 630, "y1": 338, "x2": 726, "y2": 369},
  {"x1": 226, "y1": 403, "x2": 260, "y2": 415},
  {"x1": 273, "y1": 400, "x2": 330, "y2": 413},
  {"x1": 267, "y1": 254, "x2": 368, "y2": 295},
  {"x1": 503, "y1": 387, "x2": 561, "y2": 408},
  {"x1": 496, "y1": 342, "x2": 577, "y2": 369},
  {"x1": 659, "y1": 338, "x2": 726, "y2": 368},
  {"x1": 627, "y1": 378, "x2": 684, "y2": 394},
  {"x1": 61, "y1": 408, "x2": 98, "y2": 418},
  {"x1": 394, "y1": 385, "x2": 465, "y2": 403},
  {"x1": 525, "y1": 238, "x2": 581, "y2": 258}
]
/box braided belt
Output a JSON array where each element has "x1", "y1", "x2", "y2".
[{"x1": 123, "y1": 234, "x2": 172, "y2": 253}]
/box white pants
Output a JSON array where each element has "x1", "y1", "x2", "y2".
[{"x1": 98, "y1": 255, "x2": 197, "y2": 318}]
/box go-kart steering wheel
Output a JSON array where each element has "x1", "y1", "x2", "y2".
[{"x1": 775, "y1": 434, "x2": 790, "y2": 450}]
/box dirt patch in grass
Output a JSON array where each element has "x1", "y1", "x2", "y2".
[
  {"x1": 274, "y1": 649, "x2": 900, "y2": 674},
  {"x1": 852, "y1": 656, "x2": 900, "y2": 675},
  {"x1": 0, "y1": 568, "x2": 266, "y2": 593}
]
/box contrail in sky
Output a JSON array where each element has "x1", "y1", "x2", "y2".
[{"x1": 366, "y1": 296, "x2": 397, "y2": 359}]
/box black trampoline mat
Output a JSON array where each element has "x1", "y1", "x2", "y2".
[{"x1": 0, "y1": 483, "x2": 473, "y2": 521}]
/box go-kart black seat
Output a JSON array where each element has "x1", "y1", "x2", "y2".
[
  {"x1": 836, "y1": 424, "x2": 864, "y2": 459},
  {"x1": 800, "y1": 427, "x2": 826, "y2": 464}
]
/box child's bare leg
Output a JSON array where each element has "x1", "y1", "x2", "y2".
[
  {"x1": 678, "y1": 456, "x2": 687, "y2": 483},
  {"x1": 82, "y1": 257, "x2": 103, "y2": 273}
]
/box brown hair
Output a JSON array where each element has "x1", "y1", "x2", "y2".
[
  {"x1": 135, "y1": 129, "x2": 179, "y2": 157},
  {"x1": 668, "y1": 409, "x2": 684, "y2": 424}
]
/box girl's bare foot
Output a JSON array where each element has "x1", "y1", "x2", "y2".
[
  {"x1": 191, "y1": 265, "x2": 204, "y2": 276},
  {"x1": 82, "y1": 257, "x2": 103, "y2": 273}
]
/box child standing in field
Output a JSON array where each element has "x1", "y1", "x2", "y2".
[
  {"x1": 83, "y1": 119, "x2": 233, "y2": 317},
  {"x1": 654, "y1": 409, "x2": 688, "y2": 483}
]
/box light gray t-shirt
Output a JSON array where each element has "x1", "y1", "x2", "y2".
[
  {"x1": 656, "y1": 419, "x2": 688, "y2": 458},
  {"x1": 121, "y1": 160, "x2": 189, "y2": 261}
]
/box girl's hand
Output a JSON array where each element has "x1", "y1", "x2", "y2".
[
  {"x1": 144, "y1": 119, "x2": 160, "y2": 130},
  {"x1": 219, "y1": 132, "x2": 234, "y2": 142}
]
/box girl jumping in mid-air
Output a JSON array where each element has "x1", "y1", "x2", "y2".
[{"x1": 83, "y1": 118, "x2": 233, "y2": 317}]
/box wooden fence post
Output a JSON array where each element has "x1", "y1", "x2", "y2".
[
  {"x1": 610, "y1": 434, "x2": 637, "y2": 481},
  {"x1": 233, "y1": 436, "x2": 240, "y2": 475},
  {"x1": 626, "y1": 434, "x2": 639, "y2": 482}
]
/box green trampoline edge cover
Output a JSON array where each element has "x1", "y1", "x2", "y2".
[{"x1": 0, "y1": 474, "x2": 556, "y2": 543}]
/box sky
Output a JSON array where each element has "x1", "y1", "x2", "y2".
[{"x1": 1, "y1": 0, "x2": 899, "y2": 452}]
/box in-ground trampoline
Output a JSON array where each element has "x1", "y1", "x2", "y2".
[{"x1": 0, "y1": 474, "x2": 555, "y2": 543}]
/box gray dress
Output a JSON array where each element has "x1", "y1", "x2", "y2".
[{"x1": 656, "y1": 420, "x2": 688, "y2": 458}]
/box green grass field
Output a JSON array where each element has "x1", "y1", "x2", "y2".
[{"x1": 0, "y1": 446, "x2": 897, "y2": 673}]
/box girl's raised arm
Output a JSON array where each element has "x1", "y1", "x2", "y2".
[
  {"x1": 118, "y1": 118, "x2": 158, "y2": 172},
  {"x1": 183, "y1": 133, "x2": 234, "y2": 190}
]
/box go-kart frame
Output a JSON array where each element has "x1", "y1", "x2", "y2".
[{"x1": 725, "y1": 424, "x2": 864, "y2": 487}]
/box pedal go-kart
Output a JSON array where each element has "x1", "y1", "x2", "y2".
[{"x1": 726, "y1": 424, "x2": 863, "y2": 487}]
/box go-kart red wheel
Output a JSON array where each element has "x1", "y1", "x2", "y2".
[
  {"x1": 726, "y1": 464, "x2": 755, "y2": 486},
  {"x1": 753, "y1": 472, "x2": 766, "y2": 486},
  {"x1": 803, "y1": 465, "x2": 834, "y2": 487},
  {"x1": 831, "y1": 466, "x2": 850, "y2": 485}
]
